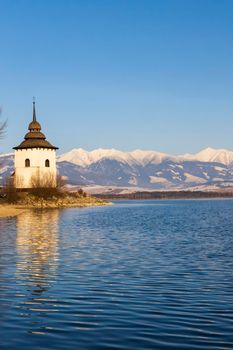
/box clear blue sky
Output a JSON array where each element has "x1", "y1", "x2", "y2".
[{"x1": 1, "y1": 0, "x2": 233, "y2": 154}]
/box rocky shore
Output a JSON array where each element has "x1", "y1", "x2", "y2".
[
  {"x1": 0, "y1": 193, "x2": 110, "y2": 217},
  {"x1": 17, "y1": 193, "x2": 109, "y2": 208}
]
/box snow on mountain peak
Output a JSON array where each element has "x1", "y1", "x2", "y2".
[
  {"x1": 58, "y1": 148, "x2": 174, "y2": 167},
  {"x1": 57, "y1": 147, "x2": 233, "y2": 167},
  {"x1": 58, "y1": 148, "x2": 135, "y2": 167},
  {"x1": 0, "y1": 152, "x2": 14, "y2": 158},
  {"x1": 58, "y1": 148, "x2": 93, "y2": 167},
  {"x1": 193, "y1": 148, "x2": 233, "y2": 165},
  {"x1": 130, "y1": 149, "x2": 171, "y2": 165}
]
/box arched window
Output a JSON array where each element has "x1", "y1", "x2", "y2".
[
  {"x1": 45, "y1": 159, "x2": 50, "y2": 167},
  {"x1": 25, "y1": 159, "x2": 30, "y2": 167}
]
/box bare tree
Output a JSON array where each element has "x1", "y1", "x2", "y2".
[
  {"x1": 1, "y1": 176, "x2": 19, "y2": 203},
  {"x1": 30, "y1": 171, "x2": 64, "y2": 198},
  {"x1": 0, "y1": 109, "x2": 7, "y2": 180},
  {"x1": 0, "y1": 108, "x2": 7, "y2": 139}
]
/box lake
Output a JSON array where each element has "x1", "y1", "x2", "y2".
[{"x1": 0, "y1": 200, "x2": 233, "y2": 349}]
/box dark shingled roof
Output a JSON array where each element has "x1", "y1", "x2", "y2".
[
  {"x1": 14, "y1": 139, "x2": 58, "y2": 149},
  {"x1": 28, "y1": 120, "x2": 41, "y2": 130},
  {"x1": 13, "y1": 102, "x2": 58, "y2": 150}
]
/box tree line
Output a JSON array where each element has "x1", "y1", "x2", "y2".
[{"x1": 96, "y1": 190, "x2": 233, "y2": 200}]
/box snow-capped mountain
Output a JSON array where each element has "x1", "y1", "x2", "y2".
[
  {"x1": 0, "y1": 153, "x2": 14, "y2": 184},
  {"x1": 2, "y1": 147, "x2": 233, "y2": 191},
  {"x1": 182, "y1": 147, "x2": 233, "y2": 165},
  {"x1": 58, "y1": 148, "x2": 173, "y2": 167}
]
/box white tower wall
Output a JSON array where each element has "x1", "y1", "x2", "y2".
[{"x1": 15, "y1": 148, "x2": 57, "y2": 189}]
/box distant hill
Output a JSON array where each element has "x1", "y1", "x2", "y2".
[{"x1": 2, "y1": 147, "x2": 233, "y2": 192}]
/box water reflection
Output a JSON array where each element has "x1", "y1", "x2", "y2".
[
  {"x1": 16, "y1": 209, "x2": 60, "y2": 293},
  {"x1": 15, "y1": 210, "x2": 60, "y2": 334}
]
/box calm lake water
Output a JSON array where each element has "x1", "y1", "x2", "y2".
[{"x1": 0, "y1": 200, "x2": 233, "y2": 349}]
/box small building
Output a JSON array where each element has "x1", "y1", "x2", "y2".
[{"x1": 13, "y1": 101, "x2": 58, "y2": 189}]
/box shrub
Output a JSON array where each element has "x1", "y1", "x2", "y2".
[
  {"x1": 2, "y1": 177, "x2": 19, "y2": 203},
  {"x1": 77, "y1": 188, "x2": 87, "y2": 198},
  {"x1": 30, "y1": 172, "x2": 65, "y2": 198},
  {"x1": 78, "y1": 188, "x2": 84, "y2": 196}
]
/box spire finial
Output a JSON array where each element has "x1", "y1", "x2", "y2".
[{"x1": 33, "y1": 97, "x2": 36, "y2": 122}]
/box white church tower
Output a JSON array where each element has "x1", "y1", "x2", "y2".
[{"x1": 13, "y1": 101, "x2": 58, "y2": 189}]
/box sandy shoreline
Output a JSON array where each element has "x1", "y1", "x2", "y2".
[{"x1": 0, "y1": 205, "x2": 27, "y2": 218}]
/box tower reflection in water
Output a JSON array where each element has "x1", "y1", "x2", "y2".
[{"x1": 15, "y1": 210, "x2": 60, "y2": 334}]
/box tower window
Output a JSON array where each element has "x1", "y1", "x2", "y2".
[
  {"x1": 45, "y1": 159, "x2": 50, "y2": 167},
  {"x1": 25, "y1": 159, "x2": 30, "y2": 167}
]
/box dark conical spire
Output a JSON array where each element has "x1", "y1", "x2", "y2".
[
  {"x1": 33, "y1": 97, "x2": 36, "y2": 122},
  {"x1": 28, "y1": 97, "x2": 41, "y2": 132},
  {"x1": 13, "y1": 100, "x2": 58, "y2": 150}
]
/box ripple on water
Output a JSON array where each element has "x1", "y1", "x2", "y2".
[{"x1": 0, "y1": 201, "x2": 233, "y2": 349}]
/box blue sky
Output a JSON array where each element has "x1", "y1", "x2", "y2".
[{"x1": 1, "y1": 0, "x2": 233, "y2": 154}]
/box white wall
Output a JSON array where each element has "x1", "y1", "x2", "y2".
[{"x1": 15, "y1": 148, "x2": 57, "y2": 188}]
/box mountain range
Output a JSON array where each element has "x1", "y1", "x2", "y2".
[{"x1": 2, "y1": 147, "x2": 233, "y2": 192}]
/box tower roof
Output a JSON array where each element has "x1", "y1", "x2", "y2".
[
  {"x1": 13, "y1": 101, "x2": 58, "y2": 150},
  {"x1": 28, "y1": 101, "x2": 41, "y2": 131}
]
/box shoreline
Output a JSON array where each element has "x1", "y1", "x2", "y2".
[
  {"x1": 95, "y1": 190, "x2": 233, "y2": 201},
  {"x1": 109, "y1": 197, "x2": 233, "y2": 201},
  {"x1": 0, "y1": 198, "x2": 111, "y2": 218},
  {"x1": 0, "y1": 205, "x2": 28, "y2": 218}
]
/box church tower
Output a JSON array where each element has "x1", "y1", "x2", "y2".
[{"x1": 13, "y1": 101, "x2": 58, "y2": 189}]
